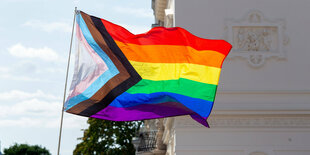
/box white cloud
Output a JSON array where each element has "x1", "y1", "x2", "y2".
[
  {"x1": 0, "y1": 73, "x2": 54, "y2": 82},
  {"x1": 23, "y1": 20, "x2": 71, "y2": 33},
  {"x1": 1, "y1": 60, "x2": 65, "y2": 76},
  {"x1": 0, "y1": 115, "x2": 87, "y2": 128},
  {"x1": 45, "y1": 67, "x2": 65, "y2": 74},
  {"x1": 0, "y1": 90, "x2": 86, "y2": 128},
  {"x1": 12, "y1": 61, "x2": 38, "y2": 74},
  {"x1": 0, "y1": 63, "x2": 63, "y2": 83},
  {"x1": 0, "y1": 66, "x2": 9, "y2": 73},
  {"x1": 0, "y1": 100, "x2": 86, "y2": 128},
  {"x1": 0, "y1": 98, "x2": 60, "y2": 128},
  {"x1": 46, "y1": 114, "x2": 88, "y2": 129},
  {"x1": 0, "y1": 117, "x2": 44, "y2": 128},
  {"x1": 3, "y1": 0, "x2": 23, "y2": 1},
  {"x1": 120, "y1": 24, "x2": 151, "y2": 34},
  {"x1": 113, "y1": 6, "x2": 153, "y2": 18},
  {"x1": 0, "y1": 98, "x2": 60, "y2": 117},
  {"x1": 0, "y1": 90, "x2": 60, "y2": 101},
  {"x1": 8, "y1": 43, "x2": 59, "y2": 61}
]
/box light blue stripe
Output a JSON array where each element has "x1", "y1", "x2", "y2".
[
  {"x1": 77, "y1": 13, "x2": 118, "y2": 74},
  {"x1": 65, "y1": 13, "x2": 119, "y2": 110}
]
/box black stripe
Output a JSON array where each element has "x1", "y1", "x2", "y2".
[
  {"x1": 79, "y1": 14, "x2": 142, "y2": 116},
  {"x1": 91, "y1": 15, "x2": 140, "y2": 79}
]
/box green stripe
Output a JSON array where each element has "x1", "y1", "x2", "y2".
[{"x1": 126, "y1": 78, "x2": 217, "y2": 102}]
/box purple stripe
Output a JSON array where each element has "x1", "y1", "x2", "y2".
[
  {"x1": 190, "y1": 114, "x2": 209, "y2": 127},
  {"x1": 91, "y1": 102, "x2": 196, "y2": 121}
]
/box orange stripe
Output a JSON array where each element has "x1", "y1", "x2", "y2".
[{"x1": 115, "y1": 41, "x2": 226, "y2": 68}]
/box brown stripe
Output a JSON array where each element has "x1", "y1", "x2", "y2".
[{"x1": 67, "y1": 12, "x2": 130, "y2": 114}]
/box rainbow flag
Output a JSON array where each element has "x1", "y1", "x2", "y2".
[{"x1": 65, "y1": 11, "x2": 232, "y2": 127}]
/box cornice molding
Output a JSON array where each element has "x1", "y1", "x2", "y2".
[
  {"x1": 173, "y1": 114, "x2": 310, "y2": 129},
  {"x1": 217, "y1": 90, "x2": 310, "y2": 94}
]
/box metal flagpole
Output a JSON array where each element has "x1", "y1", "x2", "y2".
[{"x1": 57, "y1": 7, "x2": 77, "y2": 155}]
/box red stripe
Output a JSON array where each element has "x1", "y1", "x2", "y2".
[{"x1": 100, "y1": 19, "x2": 232, "y2": 56}]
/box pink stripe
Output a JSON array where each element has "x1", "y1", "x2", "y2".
[
  {"x1": 76, "y1": 24, "x2": 107, "y2": 69},
  {"x1": 67, "y1": 24, "x2": 108, "y2": 100}
]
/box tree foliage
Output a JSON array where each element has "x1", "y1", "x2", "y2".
[
  {"x1": 3, "y1": 143, "x2": 51, "y2": 155},
  {"x1": 73, "y1": 118, "x2": 142, "y2": 155}
]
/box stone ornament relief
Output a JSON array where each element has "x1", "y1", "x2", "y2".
[
  {"x1": 224, "y1": 10, "x2": 289, "y2": 67},
  {"x1": 234, "y1": 27, "x2": 277, "y2": 53}
]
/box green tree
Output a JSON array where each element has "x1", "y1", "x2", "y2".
[
  {"x1": 3, "y1": 143, "x2": 51, "y2": 155},
  {"x1": 73, "y1": 118, "x2": 142, "y2": 155}
]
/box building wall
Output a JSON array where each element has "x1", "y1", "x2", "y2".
[
  {"x1": 175, "y1": 0, "x2": 310, "y2": 109},
  {"x1": 167, "y1": 115, "x2": 310, "y2": 155},
  {"x1": 161, "y1": 0, "x2": 310, "y2": 155}
]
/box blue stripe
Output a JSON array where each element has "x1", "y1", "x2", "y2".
[
  {"x1": 65, "y1": 13, "x2": 119, "y2": 110},
  {"x1": 109, "y1": 92, "x2": 214, "y2": 117}
]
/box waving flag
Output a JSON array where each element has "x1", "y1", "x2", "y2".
[{"x1": 65, "y1": 11, "x2": 232, "y2": 127}]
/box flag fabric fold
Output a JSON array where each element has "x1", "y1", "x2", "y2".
[{"x1": 65, "y1": 10, "x2": 232, "y2": 127}]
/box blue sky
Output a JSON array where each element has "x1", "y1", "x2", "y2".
[{"x1": 0, "y1": 0, "x2": 153, "y2": 154}]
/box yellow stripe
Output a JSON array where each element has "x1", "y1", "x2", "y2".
[{"x1": 130, "y1": 61, "x2": 221, "y2": 85}]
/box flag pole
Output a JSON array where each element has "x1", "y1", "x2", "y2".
[{"x1": 57, "y1": 7, "x2": 77, "y2": 155}]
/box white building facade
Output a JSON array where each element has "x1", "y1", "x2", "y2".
[{"x1": 143, "y1": 0, "x2": 310, "y2": 155}]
